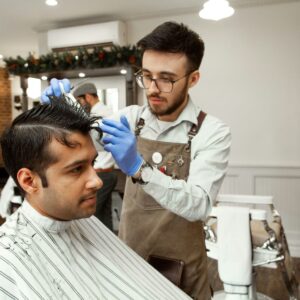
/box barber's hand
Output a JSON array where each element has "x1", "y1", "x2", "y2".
[
  {"x1": 41, "y1": 78, "x2": 71, "y2": 104},
  {"x1": 101, "y1": 115, "x2": 143, "y2": 176}
]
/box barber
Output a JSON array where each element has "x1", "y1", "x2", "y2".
[{"x1": 42, "y1": 21, "x2": 231, "y2": 300}]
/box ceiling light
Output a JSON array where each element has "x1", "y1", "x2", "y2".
[
  {"x1": 78, "y1": 73, "x2": 86, "y2": 78},
  {"x1": 199, "y1": 0, "x2": 234, "y2": 21},
  {"x1": 41, "y1": 76, "x2": 48, "y2": 81},
  {"x1": 45, "y1": 0, "x2": 58, "y2": 6},
  {"x1": 120, "y1": 69, "x2": 127, "y2": 75}
]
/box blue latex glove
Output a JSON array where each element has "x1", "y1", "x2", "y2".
[
  {"x1": 41, "y1": 78, "x2": 71, "y2": 104},
  {"x1": 101, "y1": 115, "x2": 143, "y2": 176}
]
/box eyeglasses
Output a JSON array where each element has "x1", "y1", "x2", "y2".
[{"x1": 135, "y1": 70, "x2": 195, "y2": 93}]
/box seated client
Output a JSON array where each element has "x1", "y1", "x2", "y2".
[{"x1": 0, "y1": 97, "x2": 190, "y2": 300}]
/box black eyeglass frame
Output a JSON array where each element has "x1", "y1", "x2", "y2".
[{"x1": 134, "y1": 69, "x2": 196, "y2": 93}]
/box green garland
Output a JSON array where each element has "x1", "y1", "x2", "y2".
[{"x1": 4, "y1": 45, "x2": 141, "y2": 75}]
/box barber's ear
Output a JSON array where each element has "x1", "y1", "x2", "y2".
[
  {"x1": 17, "y1": 168, "x2": 40, "y2": 195},
  {"x1": 189, "y1": 70, "x2": 200, "y2": 88}
]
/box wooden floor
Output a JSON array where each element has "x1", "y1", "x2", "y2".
[{"x1": 207, "y1": 257, "x2": 300, "y2": 300}]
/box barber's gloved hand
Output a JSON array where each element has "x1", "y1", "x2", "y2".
[
  {"x1": 101, "y1": 115, "x2": 143, "y2": 176},
  {"x1": 41, "y1": 78, "x2": 71, "y2": 104}
]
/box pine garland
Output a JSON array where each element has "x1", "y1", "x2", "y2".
[{"x1": 4, "y1": 45, "x2": 141, "y2": 75}]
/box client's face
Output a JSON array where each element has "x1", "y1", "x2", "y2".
[{"x1": 32, "y1": 132, "x2": 102, "y2": 221}]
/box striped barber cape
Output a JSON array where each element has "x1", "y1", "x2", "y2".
[{"x1": 0, "y1": 200, "x2": 191, "y2": 300}]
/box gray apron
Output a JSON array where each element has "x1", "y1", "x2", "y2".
[{"x1": 119, "y1": 111, "x2": 211, "y2": 300}]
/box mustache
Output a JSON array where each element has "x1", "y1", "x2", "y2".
[
  {"x1": 147, "y1": 93, "x2": 166, "y2": 101},
  {"x1": 79, "y1": 192, "x2": 97, "y2": 202}
]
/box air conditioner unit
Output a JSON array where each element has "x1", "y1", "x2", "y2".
[{"x1": 47, "y1": 21, "x2": 127, "y2": 50}]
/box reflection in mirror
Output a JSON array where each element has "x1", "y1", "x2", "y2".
[
  {"x1": 69, "y1": 75, "x2": 126, "y2": 113},
  {"x1": 101, "y1": 88, "x2": 119, "y2": 113},
  {"x1": 24, "y1": 77, "x2": 41, "y2": 111},
  {"x1": 25, "y1": 76, "x2": 121, "y2": 114},
  {"x1": 20, "y1": 66, "x2": 137, "y2": 114}
]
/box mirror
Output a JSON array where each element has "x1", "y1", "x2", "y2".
[
  {"x1": 70, "y1": 76, "x2": 124, "y2": 113},
  {"x1": 21, "y1": 65, "x2": 137, "y2": 112}
]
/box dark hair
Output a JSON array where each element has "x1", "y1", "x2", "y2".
[
  {"x1": 137, "y1": 21, "x2": 205, "y2": 72},
  {"x1": 0, "y1": 97, "x2": 101, "y2": 195}
]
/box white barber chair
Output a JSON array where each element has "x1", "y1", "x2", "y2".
[{"x1": 204, "y1": 194, "x2": 299, "y2": 300}]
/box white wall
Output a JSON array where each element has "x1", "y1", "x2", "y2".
[{"x1": 126, "y1": 2, "x2": 300, "y2": 256}]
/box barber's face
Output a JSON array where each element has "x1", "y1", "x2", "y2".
[
  {"x1": 77, "y1": 96, "x2": 92, "y2": 113},
  {"x1": 142, "y1": 50, "x2": 199, "y2": 122},
  {"x1": 28, "y1": 132, "x2": 102, "y2": 220}
]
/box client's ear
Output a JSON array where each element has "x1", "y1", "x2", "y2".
[{"x1": 17, "y1": 168, "x2": 40, "y2": 195}]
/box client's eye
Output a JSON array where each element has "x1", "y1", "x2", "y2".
[{"x1": 71, "y1": 166, "x2": 83, "y2": 173}]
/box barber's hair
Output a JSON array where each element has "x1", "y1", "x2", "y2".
[
  {"x1": 0, "y1": 97, "x2": 101, "y2": 194},
  {"x1": 137, "y1": 21, "x2": 205, "y2": 72}
]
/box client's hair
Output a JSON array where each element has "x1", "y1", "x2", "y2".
[{"x1": 0, "y1": 97, "x2": 101, "y2": 194}]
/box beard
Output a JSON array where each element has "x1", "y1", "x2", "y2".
[{"x1": 147, "y1": 80, "x2": 189, "y2": 118}]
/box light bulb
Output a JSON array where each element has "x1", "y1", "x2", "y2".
[
  {"x1": 45, "y1": 0, "x2": 58, "y2": 6},
  {"x1": 199, "y1": 0, "x2": 234, "y2": 21}
]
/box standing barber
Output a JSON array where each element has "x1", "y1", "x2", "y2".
[
  {"x1": 42, "y1": 21, "x2": 231, "y2": 300},
  {"x1": 73, "y1": 83, "x2": 117, "y2": 231}
]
